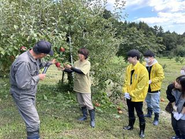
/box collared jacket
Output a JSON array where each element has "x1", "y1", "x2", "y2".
[
  {"x1": 144, "y1": 60, "x2": 165, "y2": 92},
  {"x1": 122, "y1": 62, "x2": 149, "y2": 102},
  {"x1": 171, "y1": 89, "x2": 185, "y2": 120},
  {"x1": 10, "y1": 50, "x2": 46, "y2": 98}
]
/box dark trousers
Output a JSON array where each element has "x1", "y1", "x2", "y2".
[
  {"x1": 171, "y1": 114, "x2": 185, "y2": 136},
  {"x1": 126, "y1": 99, "x2": 145, "y2": 124}
]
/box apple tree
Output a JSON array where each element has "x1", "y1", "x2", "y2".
[
  {"x1": 0, "y1": 0, "x2": 68, "y2": 76},
  {"x1": 0, "y1": 0, "x2": 125, "y2": 94}
]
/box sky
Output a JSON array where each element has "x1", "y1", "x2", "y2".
[{"x1": 106, "y1": 0, "x2": 185, "y2": 34}]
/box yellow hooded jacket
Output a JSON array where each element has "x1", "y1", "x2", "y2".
[
  {"x1": 143, "y1": 61, "x2": 165, "y2": 92},
  {"x1": 122, "y1": 62, "x2": 149, "y2": 102}
]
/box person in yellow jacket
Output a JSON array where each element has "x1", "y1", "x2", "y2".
[
  {"x1": 123, "y1": 49, "x2": 149, "y2": 138},
  {"x1": 143, "y1": 50, "x2": 165, "y2": 126}
]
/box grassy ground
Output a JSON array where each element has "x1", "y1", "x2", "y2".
[{"x1": 0, "y1": 57, "x2": 183, "y2": 139}]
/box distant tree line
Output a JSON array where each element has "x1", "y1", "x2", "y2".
[{"x1": 103, "y1": 10, "x2": 185, "y2": 58}]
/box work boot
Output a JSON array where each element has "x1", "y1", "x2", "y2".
[
  {"x1": 78, "y1": 107, "x2": 88, "y2": 121},
  {"x1": 144, "y1": 108, "x2": 152, "y2": 118},
  {"x1": 171, "y1": 130, "x2": 181, "y2": 139},
  {"x1": 153, "y1": 113, "x2": 159, "y2": 126},
  {"x1": 139, "y1": 123, "x2": 145, "y2": 138},
  {"x1": 27, "y1": 131, "x2": 40, "y2": 139},
  {"x1": 89, "y1": 109, "x2": 95, "y2": 128},
  {"x1": 123, "y1": 118, "x2": 135, "y2": 130}
]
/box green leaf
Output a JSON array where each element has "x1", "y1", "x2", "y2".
[
  {"x1": 14, "y1": 25, "x2": 18, "y2": 30},
  {"x1": 43, "y1": 95, "x2": 48, "y2": 101}
]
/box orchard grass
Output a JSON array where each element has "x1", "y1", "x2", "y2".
[{"x1": 0, "y1": 57, "x2": 181, "y2": 139}]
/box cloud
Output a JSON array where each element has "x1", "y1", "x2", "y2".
[
  {"x1": 135, "y1": 11, "x2": 185, "y2": 34},
  {"x1": 105, "y1": 0, "x2": 185, "y2": 34},
  {"x1": 137, "y1": 12, "x2": 185, "y2": 24},
  {"x1": 124, "y1": 0, "x2": 185, "y2": 34},
  {"x1": 148, "y1": 0, "x2": 185, "y2": 12},
  {"x1": 125, "y1": 0, "x2": 147, "y2": 6},
  {"x1": 125, "y1": 0, "x2": 185, "y2": 12}
]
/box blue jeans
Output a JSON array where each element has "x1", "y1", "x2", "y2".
[{"x1": 145, "y1": 92, "x2": 160, "y2": 113}]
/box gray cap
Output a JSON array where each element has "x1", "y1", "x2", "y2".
[{"x1": 33, "y1": 40, "x2": 53, "y2": 56}]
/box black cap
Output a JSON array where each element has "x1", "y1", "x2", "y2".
[
  {"x1": 143, "y1": 50, "x2": 155, "y2": 57},
  {"x1": 33, "y1": 40, "x2": 53, "y2": 56},
  {"x1": 127, "y1": 49, "x2": 140, "y2": 60}
]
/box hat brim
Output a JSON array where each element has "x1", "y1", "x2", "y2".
[{"x1": 48, "y1": 50, "x2": 54, "y2": 56}]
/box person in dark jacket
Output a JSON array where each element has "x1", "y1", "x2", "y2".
[
  {"x1": 166, "y1": 75, "x2": 185, "y2": 139},
  {"x1": 167, "y1": 66, "x2": 185, "y2": 112}
]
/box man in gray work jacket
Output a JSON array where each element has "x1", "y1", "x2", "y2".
[{"x1": 10, "y1": 40, "x2": 56, "y2": 139}]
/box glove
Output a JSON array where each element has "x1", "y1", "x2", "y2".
[
  {"x1": 173, "y1": 112, "x2": 183, "y2": 120},
  {"x1": 148, "y1": 80, "x2": 152, "y2": 84},
  {"x1": 172, "y1": 105, "x2": 177, "y2": 111},
  {"x1": 124, "y1": 92, "x2": 131, "y2": 100}
]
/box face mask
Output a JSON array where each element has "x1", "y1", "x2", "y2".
[
  {"x1": 144, "y1": 58, "x2": 150, "y2": 63},
  {"x1": 180, "y1": 70, "x2": 185, "y2": 75}
]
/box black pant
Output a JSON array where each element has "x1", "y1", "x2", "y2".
[
  {"x1": 171, "y1": 114, "x2": 185, "y2": 137},
  {"x1": 126, "y1": 99, "x2": 145, "y2": 124}
]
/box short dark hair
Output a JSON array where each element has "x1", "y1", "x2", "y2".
[
  {"x1": 78, "y1": 47, "x2": 89, "y2": 59},
  {"x1": 143, "y1": 50, "x2": 155, "y2": 57},
  {"x1": 127, "y1": 49, "x2": 140, "y2": 60},
  {"x1": 176, "y1": 75, "x2": 185, "y2": 97}
]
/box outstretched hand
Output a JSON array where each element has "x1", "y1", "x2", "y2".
[
  {"x1": 65, "y1": 64, "x2": 72, "y2": 69},
  {"x1": 57, "y1": 67, "x2": 65, "y2": 71},
  {"x1": 50, "y1": 59, "x2": 56, "y2": 64}
]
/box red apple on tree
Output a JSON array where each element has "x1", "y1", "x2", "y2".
[
  {"x1": 55, "y1": 62, "x2": 61, "y2": 67},
  {"x1": 95, "y1": 102, "x2": 100, "y2": 107},
  {"x1": 60, "y1": 47, "x2": 65, "y2": 52},
  {"x1": 20, "y1": 46, "x2": 27, "y2": 51}
]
